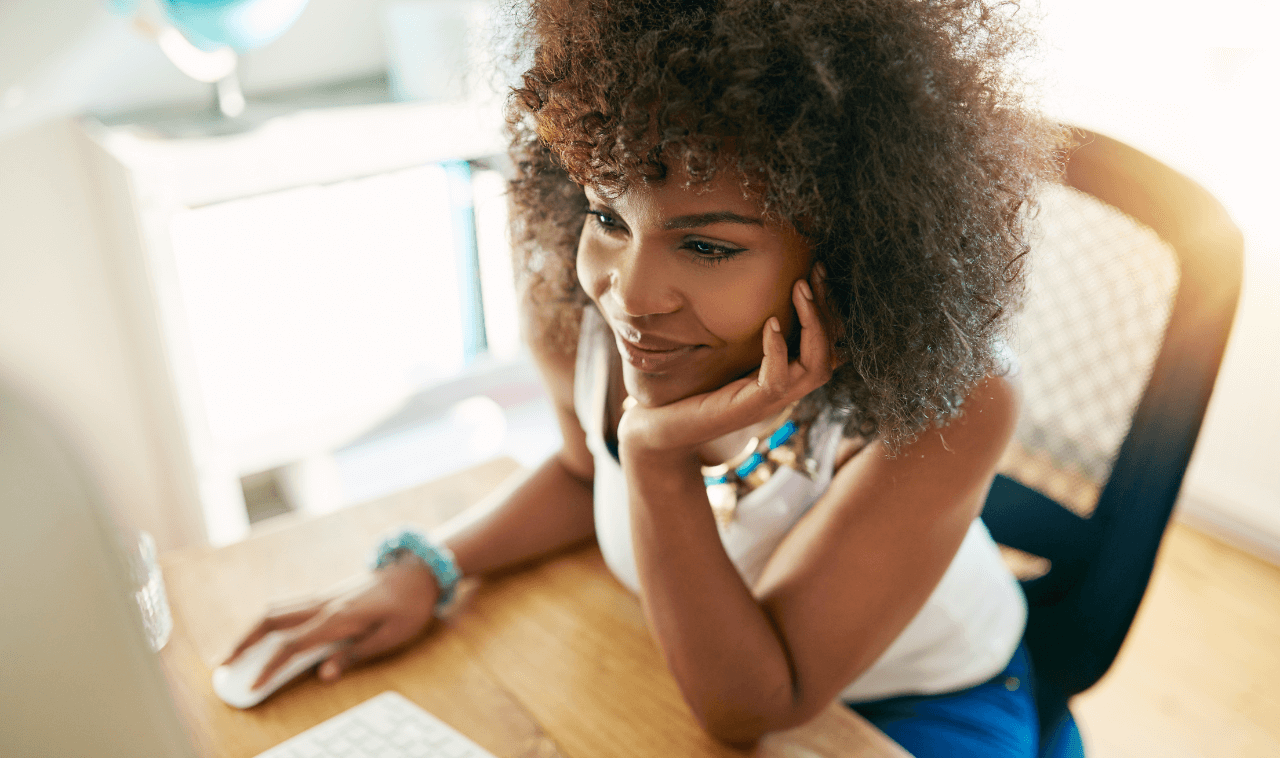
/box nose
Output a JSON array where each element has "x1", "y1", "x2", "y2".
[{"x1": 607, "y1": 242, "x2": 682, "y2": 318}]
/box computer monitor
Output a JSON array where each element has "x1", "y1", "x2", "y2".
[{"x1": 0, "y1": 376, "x2": 198, "y2": 758}]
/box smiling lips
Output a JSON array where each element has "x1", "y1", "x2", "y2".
[{"x1": 614, "y1": 333, "x2": 704, "y2": 373}]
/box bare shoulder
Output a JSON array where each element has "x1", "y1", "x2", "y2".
[
  {"x1": 831, "y1": 371, "x2": 1020, "y2": 517},
  {"x1": 937, "y1": 371, "x2": 1021, "y2": 462}
]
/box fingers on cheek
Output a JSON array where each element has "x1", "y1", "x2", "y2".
[
  {"x1": 757, "y1": 353, "x2": 788, "y2": 399},
  {"x1": 766, "y1": 316, "x2": 785, "y2": 353},
  {"x1": 758, "y1": 324, "x2": 790, "y2": 398},
  {"x1": 794, "y1": 279, "x2": 814, "y2": 313}
]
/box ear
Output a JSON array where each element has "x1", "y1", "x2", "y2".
[{"x1": 809, "y1": 260, "x2": 828, "y2": 294}]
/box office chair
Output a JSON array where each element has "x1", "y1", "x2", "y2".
[{"x1": 981, "y1": 129, "x2": 1244, "y2": 756}]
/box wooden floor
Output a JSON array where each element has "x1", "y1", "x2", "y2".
[{"x1": 1073, "y1": 522, "x2": 1280, "y2": 758}]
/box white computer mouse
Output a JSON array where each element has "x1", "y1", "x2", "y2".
[{"x1": 211, "y1": 630, "x2": 340, "y2": 709}]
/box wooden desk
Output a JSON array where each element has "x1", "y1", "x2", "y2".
[{"x1": 159, "y1": 458, "x2": 909, "y2": 758}]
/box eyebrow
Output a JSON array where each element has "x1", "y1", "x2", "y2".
[{"x1": 664, "y1": 211, "x2": 764, "y2": 230}]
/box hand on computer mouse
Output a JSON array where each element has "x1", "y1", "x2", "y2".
[
  {"x1": 212, "y1": 631, "x2": 341, "y2": 708},
  {"x1": 223, "y1": 557, "x2": 440, "y2": 689}
]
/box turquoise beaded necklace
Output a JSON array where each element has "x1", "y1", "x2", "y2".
[
  {"x1": 619, "y1": 399, "x2": 812, "y2": 526},
  {"x1": 700, "y1": 402, "x2": 809, "y2": 526}
]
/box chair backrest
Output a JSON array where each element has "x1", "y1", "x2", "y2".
[{"x1": 981, "y1": 129, "x2": 1244, "y2": 731}]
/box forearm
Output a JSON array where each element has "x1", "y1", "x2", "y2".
[
  {"x1": 624, "y1": 448, "x2": 801, "y2": 744},
  {"x1": 432, "y1": 453, "x2": 596, "y2": 580}
]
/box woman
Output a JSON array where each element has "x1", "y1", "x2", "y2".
[{"x1": 227, "y1": 1, "x2": 1063, "y2": 754}]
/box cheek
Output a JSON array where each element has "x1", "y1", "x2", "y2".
[
  {"x1": 693, "y1": 266, "x2": 792, "y2": 344},
  {"x1": 575, "y1": 236, "x2": 605, "y2": 300}
]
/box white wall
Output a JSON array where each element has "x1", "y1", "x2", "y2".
[
  {"x1": 0, "y1": 119, "x2": 202, "y2": 549},
  {"x1": 1179, "y1": 249, "x2": 1280, "y2": 561}
]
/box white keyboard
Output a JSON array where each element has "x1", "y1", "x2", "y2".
[{"x1": 255, "y1": 691, "x2": 498, "y2": 758}]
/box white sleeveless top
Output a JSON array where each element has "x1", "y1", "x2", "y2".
[{"x1": 574, "y1": 306, "x2": 1027, "y2": 701}]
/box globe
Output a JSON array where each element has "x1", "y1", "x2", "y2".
[{"x1": 158, "y1": 0, "x2": 310, "y2": 52}]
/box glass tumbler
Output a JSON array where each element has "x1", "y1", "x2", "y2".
[{"x1": 130, "y1": 530, "x2": 174, "y2": 652}]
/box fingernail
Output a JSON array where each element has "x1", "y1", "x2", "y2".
[
  {"x1": 798, "y1": 280, "x2": 813, "y2": 300},
  {"x1": 769, "y1": 317, "x2": 781, "y2": 333}
]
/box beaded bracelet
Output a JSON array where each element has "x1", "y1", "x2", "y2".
[{"x1": 369, "y1": 527, "x2": 462, "y2": 610}]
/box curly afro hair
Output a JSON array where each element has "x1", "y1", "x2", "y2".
[{"x1": 507, "y1": 0, "x2": 1064, "y2": 447}]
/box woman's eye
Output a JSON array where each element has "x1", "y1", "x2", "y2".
[
  {"x1": 587, "y1": 210, "x2": 623, "y2": 231},
  {"x1": 685, "y1": 239, "x2": 747, "y2": 264}
]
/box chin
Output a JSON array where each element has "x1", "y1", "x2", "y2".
[
  {"x1": 622, "y1": 364, "x2": 733, "y2": 408},
  {"x1": 623, "y1": 368, "x2": 696, "y2": 408}
]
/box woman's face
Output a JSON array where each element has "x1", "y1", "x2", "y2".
[{"x1": 577, "y1": 172, "x2": 814, "y2": 408}]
